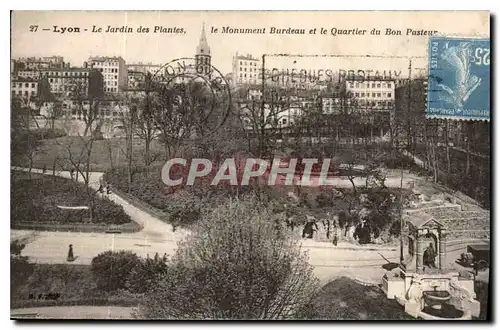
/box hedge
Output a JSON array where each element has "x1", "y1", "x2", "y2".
[{"x1": 11, "y1": 171, "x2": 134, "y2": 229}]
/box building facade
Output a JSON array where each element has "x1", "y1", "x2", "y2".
[
  {"x1": 86, "y1": 56, "x2": 127, "y2": 93},
  {"x1": 40, "y1": 68, "x2": 103, "y2": 98},
  {"x1": 232, "y1": 53, "x2": 261, "y2": 85},
  {"x1": 11, "y1": 78, "x2": 38, "y2": 99}
]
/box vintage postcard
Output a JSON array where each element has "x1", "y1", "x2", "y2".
[{"x1": 10, "y1": 11, "x2": 490, "y2": 320}]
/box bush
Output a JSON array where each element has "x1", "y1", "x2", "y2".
[
  {"x1": 126, "y1": 253, "x2": 169, "y2": 294},
  {"x1": 11, "y1": 241, "x2": 33, "y2": 295},
  {"x1": 139, "y1": 196, "x2": 319, "y2": 320},
  {"x1": 91, "y1": 251, "x2": 142, "y2": 292},
  {"x1": 30, "y1": 128, "x2": 67, "y2": 140}
]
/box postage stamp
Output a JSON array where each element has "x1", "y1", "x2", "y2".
[{"x1": 427, "y1": 36, "x2": 490, "y2": 121}]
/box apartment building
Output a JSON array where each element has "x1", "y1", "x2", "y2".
[
  {"x1": 86, "y1": 56, "x2": 127, "y2": 93},
  {"x1": 322, "y1": 78, "x2": 396, "y2": 114},
  {"x1": 41, "y1": 68, "x2": 103, "y2": 98},
  {"x1": 232, "y1": 53, "x2": 261, "y2": 85},
  {"x1": 11, "y1": 78, "x2": 38, "y2": 99}
]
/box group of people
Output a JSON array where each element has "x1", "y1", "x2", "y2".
[
  {"x1": 301, "y1": 216, "x2": 340, "y2": 246},
  {"x1": 98, "y1": 183, "x2": 112, "y2": 195}
]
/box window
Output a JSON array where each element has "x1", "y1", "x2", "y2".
[
  {"x1": 349, "y1": 82, "x2": 354, "y2": 88},
  {"x1": 31, "y1": 91, "x2": 36, "y2": 96},
  {"x1": 387, "y1": 82, "x2": 392, "y2": 88},
  {"x1": 372, "y1": 83, "x2": 376, "y2": 88},
  {"x1": 377, "y1": 93, "x2": 381, "y2": 97},
  {"x1": 387, "y1": 93, "x2": 392, "y2": 98},
  {"x1": 382, "y1": 83, "x2": 386, "y2": 88},
  {"x1": 356, "y1": 83, "x2": 360, "y2": 88},
  {"x1": 361, "y1": 92, "x2": 365, "y2": 97},
  {"x1": 32, "y1": 83, "x2": 35, "y2": 88},
  {"x1": 372, "y1": 92, "x2": 376, "y2": 97},
  {"x1": 355, "y1": 92, "x2": 359, "y2": 97},
  {"x1": 377, "y1": 83, "x2": 381, "y2": 88},
  {"x1": 282, "y1": 118, "x2": 287, "y2": 125}
]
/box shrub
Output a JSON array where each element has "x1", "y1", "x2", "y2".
[
  {"x1": 91, "y1": 251, "x2": 142, "y2": 292},
  {"x1": 126, "y1": 253, "x2": 169, "y2": 294},
  {"x1": 11, "y1": 241, "x2": 33, "y2": 295},
  {"x1": 139, "y1": 196, "x2": 319, "y2": 320}
]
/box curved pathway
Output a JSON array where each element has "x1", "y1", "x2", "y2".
[{"x1": 11, "y1": 167, "x2": 415, "y2": 284}]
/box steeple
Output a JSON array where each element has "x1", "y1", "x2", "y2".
[{"x1": 196, "y1": 23, "x2": 210, "y2": 55}]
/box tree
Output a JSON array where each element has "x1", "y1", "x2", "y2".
[
  {"x1": 139, "y1": 196, "x2": 319, "y2": 320},
  {"x1": 237, "y1": 86, "x2": 297, "y2": 157},
  {"x1": 10, "y1": 97, "x2": 42, "y2": 178},
  {"x1": 91, "y1": 250, "x2": 142, "y2": 292},
  {"x1": 70, "y1": 80, "x2": 101, "y2": 136},
  {"x1": 56, "y1": 133, "x2": 98, "y2": 221}
]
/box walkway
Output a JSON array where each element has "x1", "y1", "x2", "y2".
[{"x1": 10, "y1": 167, "x2": 421, "y2": 284}]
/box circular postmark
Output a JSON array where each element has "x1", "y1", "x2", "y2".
[{"x1": 147, "y1": 57, "x2": 232, "y2": 141}]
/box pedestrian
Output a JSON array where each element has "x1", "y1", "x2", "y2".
[
  {"x1": 42, "y1": 165, "x2": 47, "y2": 174},
  {"x1": 106, "y1": 183, "x2": 111, "y2": 195},
  {"x1": 70, "y1": 168, "x2": 75, "y2": 180},
  {"x1": 98, "y1": 184, "x2": 104, "y2": 194},
  {"x1": 67, "y1": 244, "x2": 74, "y2": 262}
]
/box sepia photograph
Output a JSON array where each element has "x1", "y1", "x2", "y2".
[{"x1": 9, "y1": 10, "x2": 490, "y2": 320}]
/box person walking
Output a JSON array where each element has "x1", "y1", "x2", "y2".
[
  {"x1": 106, "y1": 183, "x2": 111, "y2": 195},
  {"x1": 67, "y1": 244, "x2": 75, "y2": 262}
]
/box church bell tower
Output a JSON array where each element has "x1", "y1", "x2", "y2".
[{"x1": 195, "y1": 23, "x2": 211, "y2": 76}]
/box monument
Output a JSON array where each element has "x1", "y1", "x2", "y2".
[{"x1": 381, "y1": 209, "x2": 481, "y2": 319}]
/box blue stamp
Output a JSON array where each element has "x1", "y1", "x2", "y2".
[{"x1": 427, "y1": 36, "x2": 490, "y2": 121}]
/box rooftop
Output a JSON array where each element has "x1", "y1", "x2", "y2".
[
  {"x1": 89, "y1": 56, "x2": 124, "y2": 62},
  {"x1": 234, "y1": 53, "x2": 259, "y2": 61}
]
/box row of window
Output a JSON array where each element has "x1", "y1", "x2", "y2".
[
  {"x1": 348, "y1": 82, "x2": 393, "y2": 89},
  {"x1": 240, "y1": 67, "x2": 258, "y2": 73},
  {"x1": 323, "y1": 100, "x2": 394, "y2": 107},
  {"x1": 44, "y1": 71, "x2": 89, "y2": 77},
  {"x1": 49, "y1": 77, "x2": 87, "y2": 83},
  {"x1": 93, "y1": 61, "x2": 119, "y2": 67},
  {"x1": 12, "y1": 90, "x2": 36, "y2": 96},
  {"x1": 239, "y1": 60, "x2": 258, "y2": 66},
  {"x1": 239, "y1": 73, "x2": 258, "y2": 78},
  {"x1": 353, "y1": 92, "x2": 392, "y2": 98},
  {"x1": 12, "y1": 82, "x2": 37, "y2": 88}
]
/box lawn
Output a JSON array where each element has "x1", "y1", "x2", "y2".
[
  {"x1": 300, "y1": 277, "x2": 414, "y2": 320},
  {"x1": 11, "y1": 171, "x2": 138, "y2": 232},
  {"x1": 14, "y1": 136, "x2": 166, "y2": 172}
]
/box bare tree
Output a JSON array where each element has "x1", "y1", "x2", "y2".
[
  {"x1": 57, "y1": 134, "x2": 98, "y2": 221},
  {"x1": 70, "y1": 80, "x2": 101, "y2": 136}
]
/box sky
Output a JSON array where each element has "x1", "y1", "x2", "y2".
[{"x1": 11, "y1": 11, "x2": 489, "y2": 76}]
